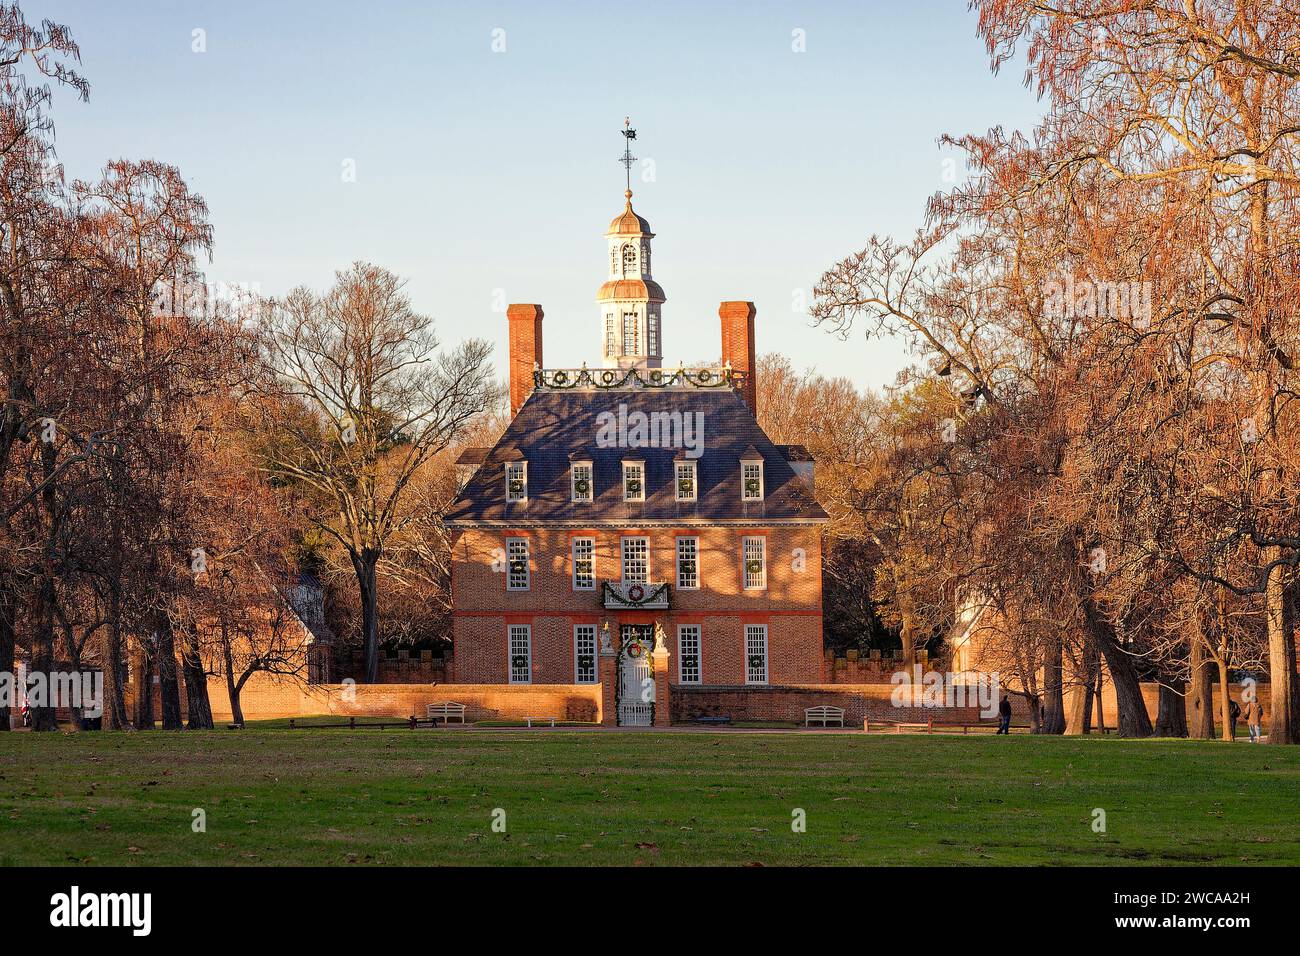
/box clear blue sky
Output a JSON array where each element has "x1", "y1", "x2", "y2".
[{"x1": 40, "y1": 0, "x2": 1043, "y2": 391}]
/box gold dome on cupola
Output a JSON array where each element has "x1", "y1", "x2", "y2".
[{"x1": 607, "y1": 189, "x2": 654, "y2": 237}]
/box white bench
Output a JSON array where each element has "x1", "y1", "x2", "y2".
[
  {"x1": 805, "y1": 705, "x2": 846, "y2": 727},
  {"x1": 525, "y1": 716, "x2": 557, "y2": 728},
  {"x1": 426, "y1": 702, "x2": 467, "y2": 724}
]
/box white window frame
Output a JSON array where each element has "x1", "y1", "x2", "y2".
[
  {"x1": 742, "y1": 461, "x2": 764, "y2": 501},
  {"x1": 743, "y1": 535, "x2": 766, "y2": 590},
  {"x1": 574, "y1": 624, "x2": 597, "y2": 684},
  {"x1": 621, "y1": 536, "x2": 649, "y2": 584},
  {"x1": 571, "y1": 461, "x2": 593, "y2": 503},
  {"x1": 572, "y1": 537, "x2": 595, "y2": 591},
  {"x1": 678, "y1": 624, "x2": 701, "y2": 684},
  {"x1": 745, "y1": 624, "x2": 768, "y2": 685},
  {"x1": 506, "y1": 537, "x2": 530, "y2": 591},
  {"x1": 622, "y1": 310, "x2": 640, "y2": 354},
  {"x1": 676, "y1": 536, "x2": 699, "y2": 590},
  {"x1": 506, "y1": 461, "x2": 527, "y2": 502},
  {"x1": 675, "y1": 460, "x2": 697, "y2": 502},
  {"x1": 509, "y1": 624, "x2": 532, "y2": 684},
  {"x1": 623, "y1": 461, "x2": 645, "y2": 502},
  {"x1": 604, "y1": 314, "x2": 616, "y2": 356}
]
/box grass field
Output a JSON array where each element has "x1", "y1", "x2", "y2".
[{"x1": 1, "y1": 729, "x2": 1297, "y2": 866}]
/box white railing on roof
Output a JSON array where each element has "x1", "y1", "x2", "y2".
[{"x1": 533, "y1": 363, "x2": 744, "y2": 391}]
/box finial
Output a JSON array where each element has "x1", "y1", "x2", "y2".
[{"x1": 619, "y1": 118, "x2": 638, "y2": 195}]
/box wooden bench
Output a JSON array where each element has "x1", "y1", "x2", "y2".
[
  {"x1": 524, "y1": 716, "x2": 556, "y2": 728},
  {"x1": 805, "y1": 705, "x2": 846, "y2": 727},
  {"x1": 426, "y1": 702, "x2": 467, "y2": 724}
]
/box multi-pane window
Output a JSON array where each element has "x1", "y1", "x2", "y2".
[
  {"x1": 604, "y1": 315, "x2": 616, "y2": 356},
  {"x1": 506, "y1": 461, "x2": 527, "y2": 502},
  {"x1": 572, "y1": 462, "x2": 593, "y2": 502},
  {"x1": 509, "y1": 624, "x2": 532, "y2": 683},
  {"x1": 675, "y1": 461, "x2": 696, "y2": 501},
  {"x1": 745, "y1": 624, "x2": 768, "y2": 684},
  {"x1": 623, "y1": 461, "x2": 644, "y2": 502},
  {"x1": 743, "y1": 536, "x2": 766, "y2": 590},
  {"x1": 678, "y1": 625, "x2": 701, "y2": 684},
  {"x1": 676, "y1": 536, "x2": 699, "y2": 589},
  {"x1": 622, "y1": 243, "x2": 637, "y2": 276},
  {"x1": 742, "y1": 461, "x2": 763, "y2": 500},
  {"x1": 622, "y1": 311, "x2": 640, "y2": 354},
  {"x1": 572, "y1": 537, "x2": 594, "y2": 590},
  {"x1": 648, "y1": 312, "x2": 659, "y2": 356},
  {"x1": 506, "y1": 537, "x2": 530, "y2": 590},
  {"x1": 574, "y1": 625, "x2": 597, "y2": 683},
  {"x1": 621, "y1": 536, "x2": 648, "y2": 583}
]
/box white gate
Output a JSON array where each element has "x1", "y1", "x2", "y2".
[{"x1": 618, "y1": 627, "x2": 654, "y2": 726}]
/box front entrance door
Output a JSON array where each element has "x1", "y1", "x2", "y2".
[{"x1": 618, "y1": 624, "x2": 654, "y2": 726}]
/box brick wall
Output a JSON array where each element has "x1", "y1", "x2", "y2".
[
  {"x1": 671, "y1": 683, "x2": 985, "y2": 725},
  {"x1": 205, "y1": 674, "x2": 603, "y2": 723},
  {"x1": 451, "y1": 525, "x2": 823, "y2": 685}
]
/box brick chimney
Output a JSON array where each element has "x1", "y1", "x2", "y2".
[
  {"x1": 507, "y1": 304, "x2": 544, "y2": 415},
  {"x1": 719, "y1": 301, "x2": 757, "y2": 413}
]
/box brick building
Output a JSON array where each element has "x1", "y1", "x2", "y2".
[{"x1": 444, "y1": 171, "x2": 828, "y2": 726}]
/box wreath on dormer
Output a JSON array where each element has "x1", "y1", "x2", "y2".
[
  {"x1": 626, "y1": 479, "x2": 642, "y2": 496},
  {"x1": 574, "y1": 478, "x2": 590, "y2": 495},
  {"x1": 745, "y1": 477, "x2": 761, "y2": 495},
  {"x1": 678, "y1": 478, "x2": 694, "y2": 496},
  {"x1": 509, "y1": 478, "x2": 525, "y2": 495}
]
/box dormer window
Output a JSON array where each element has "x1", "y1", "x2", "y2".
[
  {"x1": 742, "y1": 460, "x2": 763, "y2": 501},
  {"x1": 506, "y1": 461, "x2": 527, "y2": 502},
  {"x1": 571, "y1": 461, "x2": 593, "y2": 502},
  {"x1": 675, "y1": 461, "x2": 697, "y2": 502},
  {"x1": 623, "y1": 461, "x2": 645, "y2": 502}
]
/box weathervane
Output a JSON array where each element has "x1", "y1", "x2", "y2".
[{"x1": 619, "y1": 116, "x2": 637, "y2": 194}]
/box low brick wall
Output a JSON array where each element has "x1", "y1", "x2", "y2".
[
  {"x1": 207, "y1": 674, "x2": 602, "y2": 723},
  {"x1": 670, "y1": 684, "x2": 986, "y2": 725}
]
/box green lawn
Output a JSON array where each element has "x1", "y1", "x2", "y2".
[{"x1": 1, "y1": 730, "x2": 1296, "y2": 866}]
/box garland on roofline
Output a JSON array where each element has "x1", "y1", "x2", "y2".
[{"x1": 534, "y1": 366, "x2": 743, "y2": 390}]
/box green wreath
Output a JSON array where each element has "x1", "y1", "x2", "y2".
[
  {"x1": 678, "y1": 478, "x2": 694, "y2": 496},
  {"x1": 574, "y1": 478, "x2": 590, "y2": 495},
  {"x1": 746, "y1": 559, "x2": 763, "y2": 574},
  {"x1": 508, "y1": 478, "x2": 525, "y2": 495},
  {"x1": 745, "y1": 477, "x2": 761, "y2": 495},
  {"x1": 512, "y1": 655, "x2": 528, "y2": 669},
  {"x1": 626, "y1": 479, "x2": 642, "y2": 496},
  {"x1": 748, "y1": 654, "x2": 765, "y2": 671}
]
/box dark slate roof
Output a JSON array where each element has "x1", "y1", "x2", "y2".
[
  {"x1": 445, "y1": 388, "x2": 828, "y2": 525},
  {"x1": 455, "y1": 446, "x2": 490, "y2": 466}
]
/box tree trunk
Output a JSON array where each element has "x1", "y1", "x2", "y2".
[
  {"x1": 0, "y1": 572, "x2": 13, "y2": 731},
  {"x1": 101, "y1": 583, "x2": 130, "y2": 730},
  {"x1": 1188, "y1": 630, "x2": 1215, "y2": 739},
  {"x1": 1040, "y1": 631, "x2": 1066, "y2": 734},
  {"x1": 221, "y1": 624, "x2": 244, "y2": 727},
  {"x1": 135, "y1": 641, "x2": 155, "y2": 730},
  {"x1": 30, "y1": 571, "x2": 58, "y2": 731},
  {"x1": 155, "y1": 614, "x2": 184, "y2": 730},
  {"x1": 356, "y1": 551, "x2": 381, "y2": 683},
  {"x1": 1084, "y1": 598, "x2": 1152, "y2": 737},
  {"x1": 1216, "y1": 656, "x2": 1234, "y2": 742},
  {"x1": 1155, "y1": 679, "x2": 1187, "y2": 737},
  {"x1": 180, "y1": 622, "x2": 213, "y2": 730},
  {"x1": 1264, "y1": 554, "x2": 1297, "y2": 743}
]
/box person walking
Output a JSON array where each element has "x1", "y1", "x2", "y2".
[
  {"x1": 997, "y1": 694, "x2": 1012, "y2": 735},
  {"x1": 1243, "y1": 698, "x2": 1264, "y2": 743},
  {"x1": 1228, "y1": 697, "x2": 1241, "y2": 740}
]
